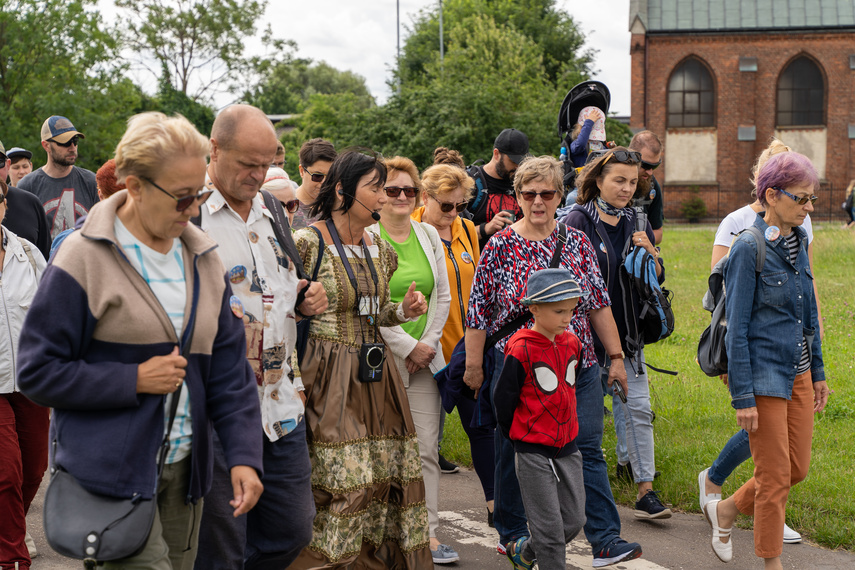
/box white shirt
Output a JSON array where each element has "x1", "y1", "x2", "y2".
[
  {"x1": 114, "y1": 217, "x2": 192, "y2": 464},
  {"x1": 714, "y1": 205, "x2": 814, "y2": 248},
  {"x1": 200, "y1": 180, "x2": 303, "y2": 442}
]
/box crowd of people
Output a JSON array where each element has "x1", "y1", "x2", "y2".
[{"x1": 0, "y1": 105, "x2": 830, "y2": 570}]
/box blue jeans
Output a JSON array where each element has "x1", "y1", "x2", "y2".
[
  {"x1": 708, "y1": 429, "x2": 752, "y2": 487},
  {"x1": 491, "y1": 347, "x2": 528, "y2": 543},
  {"x1": 194, "y1": 421, "x2": 315, "y2": 570},
  {"x1": 608, "y1": 351, "x2": 657, "y2": 482},
  {"x1": 576, "y1": 363, "x2": 622, "y2": 553}
]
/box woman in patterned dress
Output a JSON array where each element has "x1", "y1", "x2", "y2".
[
  {"x1": 463, "y1": 155, "x2": 641, "y2": 568},
  {"x1": 290, "y1": 149, "x2": 432, "y2": 569}
]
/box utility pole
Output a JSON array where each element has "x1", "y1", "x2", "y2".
[
  {"x1": 439, "y1": 0, "x2": 444, "y2": 70},
  {"x1": 397, "y1": 0, "x2": 401, "y2": 95}
]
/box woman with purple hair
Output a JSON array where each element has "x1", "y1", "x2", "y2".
[{"x1": 702, "y1": 151, "x2": 830, "y2": 569}]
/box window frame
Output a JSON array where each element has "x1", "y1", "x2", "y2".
[
  {"x1": 776, "y1": 55, "x2": 826, "y2": 127},
  {"x1": 666, "y1": 57, "x2": 716, "y2": 129}
]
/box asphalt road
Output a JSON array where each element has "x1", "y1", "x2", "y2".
[{"x1": 27, "y1": 468, "x2": 855, "y2": 569}]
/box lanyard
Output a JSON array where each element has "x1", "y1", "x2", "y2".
[{"x1": 325, "y1": 219, "x2": 381, "y2": 337}]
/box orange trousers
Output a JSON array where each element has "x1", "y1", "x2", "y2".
[{"x1": 732, "y1": 371, "x2": 814, "y2": 558}]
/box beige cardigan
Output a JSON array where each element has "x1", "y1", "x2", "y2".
[{"x1": 372, "y1": 219, "x2": 451, "y2": 387}]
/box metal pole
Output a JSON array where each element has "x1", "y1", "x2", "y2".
[
  {"x1": 397, "y1": 0, "x2": 401, "y2": 95},
  {"x1": 439, "y1": 0, "x2": 444, "y2": 69}
]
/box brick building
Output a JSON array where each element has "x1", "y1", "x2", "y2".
[{"x1": 628, "y1": 0, "x2": 855, "y2": 221}]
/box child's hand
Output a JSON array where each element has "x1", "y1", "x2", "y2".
[{"x1": 583, "y1": 108, "x2": 603, "y2": 122}]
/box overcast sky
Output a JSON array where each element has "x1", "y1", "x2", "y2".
[{"x1": 269, "y1": 0, "x2": 632, "y2": 114}]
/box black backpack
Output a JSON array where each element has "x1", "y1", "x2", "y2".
[
  {"x1": 463, "y1": 162, "x2": 489, "y2": 222},
  {"x1": 697, "y1": 227, "x2": 765, "y2": 377}
]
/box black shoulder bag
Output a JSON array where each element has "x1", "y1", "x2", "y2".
[{"x1": 43, "y1": 317, "x2": 196, "y2": 567}]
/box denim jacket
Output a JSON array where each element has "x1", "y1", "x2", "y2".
[{"x1": 724, "y1": 215, "x2": 824, "y2": 409}]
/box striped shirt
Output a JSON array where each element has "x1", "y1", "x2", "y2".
[
  {"x1": 783, "y1": 231, "x2": 811, "y2": 374},
  {"x1": 114, "y1": 218, "x2": 192, "y2": 464}
]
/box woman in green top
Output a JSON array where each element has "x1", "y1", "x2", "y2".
[{"x1": 371, "y1": 156, "x2": 455, "y2": 564}]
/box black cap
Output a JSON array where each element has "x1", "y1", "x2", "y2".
[{"x1": 494, "y1": 128, "x2": 529, "y2": 164}]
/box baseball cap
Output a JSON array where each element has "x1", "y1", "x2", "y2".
[
  {"x1": 7, "y1": 147, "x2": 32, "y2": 161},
  {"x1": 522, "y1": 268, "x2": 586, "y2": 305},
  {"x1": 41, "y1": 115, "x2": 86, "y2": 144},
  {"x1": 494, "y1": 128, "x2": 529, "y2": 164},
  {"x1": 0, "y1": 140, "x2": 6, "y2": 161}
]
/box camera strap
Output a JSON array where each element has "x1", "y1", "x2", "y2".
[{"x1": 325, "y1": 218, "x2": 380, "y2": 340}]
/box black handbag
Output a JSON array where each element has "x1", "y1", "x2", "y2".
[{"x1": 43, "y1": 322, "x2": 193, "y2": 565}]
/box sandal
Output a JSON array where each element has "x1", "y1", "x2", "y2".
[{"x1": 704, "y1": 499, "x2": 733, "y2": 562}]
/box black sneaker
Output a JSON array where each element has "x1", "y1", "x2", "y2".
[
  {"x1": 634, "y1": 489, "x2": 672, "y2": 520},
  {"x1": 438, "y1": 453, "x2": 459, "y2": 474},
  {"x1": 593, "y1": 538, "x2": 642, "y2": 568}
]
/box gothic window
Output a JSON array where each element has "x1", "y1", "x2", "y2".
[{"x1": 777, "y1": 57, "x2": 824, "y2": 126}]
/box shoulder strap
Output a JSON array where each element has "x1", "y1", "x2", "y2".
[
  {"x1": 743, "y1": 226, "x2": 766, "y2": 273},
  {"x1": 549, "y1": 223, "x2": 568, "y2": 268},
  {"x1": 262, "y1": 190, "x2": 309, "y2": 281},
  {"x1": 21, "y1": 241, "x2": 38, "y2": 274},
  {"x1": 461, "y1": 219, "x2": 476, "y2": 254},
  {"x1": 307, "y1": 226, "x2": 324, "y2": 281},
  {"x1": 467, "y1": 165, "x2": 488, "y2": 210}
]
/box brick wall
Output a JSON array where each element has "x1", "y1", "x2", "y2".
[{"x1": 630, "y1": 30, "x2": 855, "y2": 221}]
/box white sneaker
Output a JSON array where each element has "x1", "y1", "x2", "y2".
[
  {"x1": 783, "y1": 523, "x2": 802, "y2": 544},
  {"x1": 698, "y1": 468, "x2": 722, "y2": 513},
  {"x1": 25, "y1": 531, "x2": 37, "y2": 558}
]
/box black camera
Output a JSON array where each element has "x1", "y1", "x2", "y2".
[{"x1": 358, "y1": 343, "x2": 386, "y2": 383}]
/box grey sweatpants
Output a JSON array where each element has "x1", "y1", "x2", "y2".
[{"x1": 515, "y1": 450, "x2": 586, "y2": 569}]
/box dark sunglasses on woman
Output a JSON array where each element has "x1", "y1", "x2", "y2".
[
  {"x1": 301, "y1": 165, "x2": 325, "y2": 183},
  {"x1": 385, "y1": 186, "x2": 419, "y2": 198},
  {"x1": 773, "y1": 186, "x2": 819, "y2": 205},
  {"x1": 430, "y1": 193, "x2": 467, "y2": 213},
  {"x1": 143, "y1": 177, "x2": 214, "y2": 212},
  {"x1": 603, "y1": 150, "x2": 642, "y2": 165},
  {"x1": 282, "y1": 199, "x2": 300, "y2": 214},
  {"x1": 519, "y1": 190, "x2": 558, "y2": 202}
]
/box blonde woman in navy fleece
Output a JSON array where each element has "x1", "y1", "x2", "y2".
[{"x1": 17, "y1": 112, "x2": 263, "y2": 570}]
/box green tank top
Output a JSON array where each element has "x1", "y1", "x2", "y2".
[{"x1": 379, "y1": 224, "x2": 435, "y2": 340}]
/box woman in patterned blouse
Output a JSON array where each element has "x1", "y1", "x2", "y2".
[{"x1": 463, "y1": 155, "x2": 642, "y2": 568}]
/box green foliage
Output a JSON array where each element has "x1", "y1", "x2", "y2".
[
  {"x1": 681, "y1": 187, "x2": 709, "y2": 220},
  {"x1": 244, "y1": 58, "x2": 374, "y2": 115},
  {"x1": 116, "y1": 0, "x2": 265, "y2": 101},
  {"x1": 146, "y1": 68, "x2": 216, "y2": 135},
  {"x1": 0, "y1": 0, "x2": 141, "y2": 172},
  {"x1": 605, "y1": 117, "x2": 633, "y2": 148}
]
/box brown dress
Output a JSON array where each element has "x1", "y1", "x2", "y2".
[{"x1": 289, "y1": 228, "x2": 431, "y2": 569}]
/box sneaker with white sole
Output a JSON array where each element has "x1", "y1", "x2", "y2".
[
  {"x1": 698, "y1": 468, "x2": 722, "y2": 513},
  {"x1": 634, "y1": 489, "x2": 672, "y2": 519},
  {"x1": 783, "y1": 523, "x2": 802, "y2": 544},
  {"x1": 592, "y1": 538, "x2": 642, "y2": 568},
  {"x1": 497, "y1": 541, "x2": 507, "y2": 556},
  {"x1": 431, "y1": 543, "x2": 460, "y2": 564}
]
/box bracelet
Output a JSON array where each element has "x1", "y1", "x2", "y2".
[{"x1": 608, "y1": 352, "x2": 624, "y2": 362}]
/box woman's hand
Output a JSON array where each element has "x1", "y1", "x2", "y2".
[
  {"x1": 463, "y1": 364, "x2": 484, "y2": 399},
  {"x1": 402, "y1": 281, "x2": 427, "y2": 319},
  {"x1": 813, "y1": 380, "x2": 830, "y2": 413},
  {"x1": 632, "y1": 231, "x2": 656, "y2": 256},
  {"x1": 407, "y1": 342, "x2": 436, "y2": 373},
  {"x1": 736, "y1": 406, "x2": 759, "y2": 432},
  {"x1": 297, "y1": 280, "x2": 328, "y2": 317},
  {"x1": 229, "y1": 465, "x2": 264, "y2": 517},
  {"x1": 485, "y1": 211, "x2": 514, "y2": 236},
  {"x1": 606, "y1": 362, "x2": 628, "y2": 397},
  {"x1": 137, "y1": 346, "x2": 187, "y2": 394}
]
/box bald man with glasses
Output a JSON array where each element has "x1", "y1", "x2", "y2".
[{"x1": 17, "y1": 115, "x2": 98, "y2": 239}]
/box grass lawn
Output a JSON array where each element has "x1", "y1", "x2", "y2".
[{"x1": 441, "y1": 223, "x2": 855, "y2": 551}]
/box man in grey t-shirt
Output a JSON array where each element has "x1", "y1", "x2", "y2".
[{"x1": 17, "y1": 115, "x2": 98, "y2": 239}]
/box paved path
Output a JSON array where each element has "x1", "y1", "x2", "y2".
[{"x1": 27, "y1": 468, "x2": 855, "y2": 569}]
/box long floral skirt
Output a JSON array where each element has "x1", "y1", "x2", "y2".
[{"x1": 288, "y1": 336, "x2": 432, "y2": 569}]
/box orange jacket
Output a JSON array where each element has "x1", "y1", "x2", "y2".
[{"x1": 412, "y1": 207, "x2": 480, "y2": 362}]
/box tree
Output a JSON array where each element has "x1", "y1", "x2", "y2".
[
  {"x1": 0, "y1": 0, "x2": 141, "y2": 171},
  {"x1": 244, "y1": 58, "x2": 375, "y2": 115},
  {"x1": 116, "y1": 0, "x2": 265, "y2": 101}
]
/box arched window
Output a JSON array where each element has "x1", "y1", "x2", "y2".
[
  {"x1": 667, "y1": 58, "x2": 715, "y2": 128},
  {"x1": 777, "y1": 57, "x2": 824, "y2": 126}
]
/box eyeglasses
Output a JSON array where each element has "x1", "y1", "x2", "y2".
[
  {"x1": 429, "y1": 193, "x2": 467, "y2": 213},
  {"x1": 301, "y1": 165, "x2": 325, "y2": 183},
  {"x1": 50, "y1": 136, "x2": 80, "y2": 148},
  {"x1": 640, "y1": 160, "x2": 660, "y2": 171},
  {"x1": 282, "y1": 199, "x2": 299, "y2": 214},
  {"x1": 384, "y1": 186, "x2": 418, "y2": 198},
  {"x1": 601, "y1": 150, "x2": 642, "y2": 167},
  {"x1": 519, "y1": 190, "x2": 558, "y2": 202},
  {"x1": 142, "y1": 177, "x2": 214, "y2": 212},
  {"x1": 773, "y1": 186, "x2": 818, "y2": 205}
]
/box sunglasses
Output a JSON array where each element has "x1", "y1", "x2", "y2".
[
  {"x1": 640, "y1": 160, "x2": 660, "y2": 171},
  {"x1": 51, "y1": 136, "x2": 80, "y2": 148},
  {"x1": 519, "y1": 190, "x2": 558, "y2": 202},
  {"x1": 773, "y1": 186, "x2": 818, "y2": 205},
  {"x1": 385, "y1": 186, "x2": 418, "y2": 198},
  {"x1": 301, "y1": 165, "x2": 325, "y2": 183},
  {"x1": 601, "y1": 150, "x2": 642, "y2": 166},
  {"x1": 430, "y1": 193, "x2": 467, "y2": 213},
  {"x1": 282, "y1": 199, "x2": 299, "y2": 214},
  {"x1": 143, "y1": 177, "x2": 214, "y2": 212}
]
